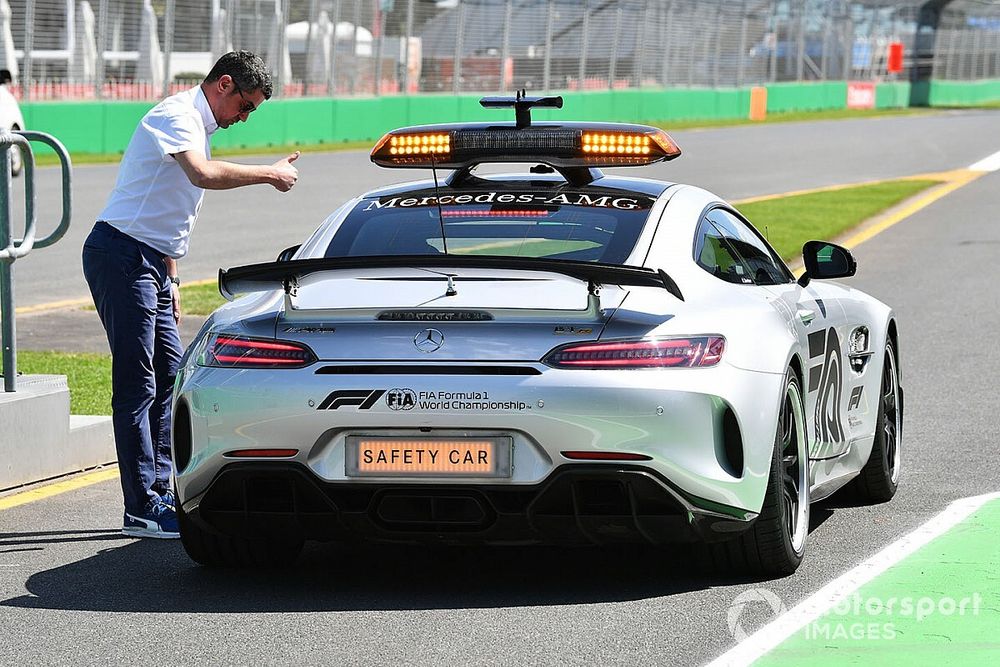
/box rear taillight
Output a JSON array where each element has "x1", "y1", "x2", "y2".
[
  {"x1": 205, "y1": 335, "x2": 316, "y2": 369},
  {"x1": 544, "y1": 336, "x2": 725, "y2": 369}
]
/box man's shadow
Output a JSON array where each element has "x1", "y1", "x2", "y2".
[{"x1": 1, "y1": 533, "x2": 758, "y2": 614}]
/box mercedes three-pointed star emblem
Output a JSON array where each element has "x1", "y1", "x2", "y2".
[{"x1": 413, "y1": 328, "x2": 445, "y2": 353}]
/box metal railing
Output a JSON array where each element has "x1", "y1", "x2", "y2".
[
  {"x1": 3, "y1": 1, "x2": 1000, "y2": 101},
  {"x1": 0, "y1": 129, "x2": 72, "y2": 392}
]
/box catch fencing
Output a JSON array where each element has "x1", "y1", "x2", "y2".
[{"x1": 0, "y1": 0, "x2": 998, "y2": 101}]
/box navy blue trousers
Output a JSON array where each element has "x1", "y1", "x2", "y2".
[{"x1": 82, "y1": 222, "x2": 183, "y2": 515}]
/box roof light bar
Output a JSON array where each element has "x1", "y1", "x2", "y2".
[{"x1": 371, "y1": 122, "x2": 681, "y2": 170}]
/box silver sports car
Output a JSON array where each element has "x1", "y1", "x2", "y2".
[{"x1": 172, "y1": 96, "x2": 902, "y2": 575}]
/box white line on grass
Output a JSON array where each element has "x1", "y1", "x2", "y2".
[
  {"x1": 968, "y1": 149, "x2": 1000, "y2": 172},
  {"x1": 705, "y1": 491, "x2": 1000, "y2": 667}
]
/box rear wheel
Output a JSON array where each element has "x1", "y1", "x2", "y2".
[
  {"x1": 851, "y1": 342, "x2": 901, "y2": 503},
  {"x1": 177, "y1": 500, "x2": 303, "y2": 568},
  {"x1": 712, "y1": 369, "x2": 809, "y2": 576}
]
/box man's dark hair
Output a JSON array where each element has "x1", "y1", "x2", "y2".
[{"x1": 204, "y1": 50, "x2": 273, "y2": 99}]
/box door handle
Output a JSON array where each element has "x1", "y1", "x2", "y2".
[{"x1": 797, "y1": 309, "x2": 816, "y2": 326}]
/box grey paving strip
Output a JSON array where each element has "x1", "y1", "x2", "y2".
[{"x1": 15, "y1": 307, "x2": 207, "y2": 354}]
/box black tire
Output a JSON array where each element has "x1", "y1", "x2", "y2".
[
  {"x1": 177, "y1": 501, "x2": 303, "y2": 568},
  {"x1": 711, "y1": 370, "x2": 810, "y2": 577},
  {"x1": 851, "y1": 342, "x2": 901, "y2": 503}
]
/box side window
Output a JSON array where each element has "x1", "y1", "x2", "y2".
[{"x1": 694, "y1": 208, "x2": 790, "y2": 285}]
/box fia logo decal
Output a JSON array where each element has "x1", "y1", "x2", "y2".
[{"x1": 386, "y1": 388, "x2": 417, "y2": 411}]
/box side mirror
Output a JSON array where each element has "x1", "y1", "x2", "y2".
[
  {"x1": 276, "y1": 244, "x2": 301, "y2": 262},
  {"x1": 797, "y1": 240, "x2": 857, "y2": 287}
]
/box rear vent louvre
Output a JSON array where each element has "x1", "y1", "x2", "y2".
[{"x1": 316, "y1": 365, "x2": 540, "y2": 376}]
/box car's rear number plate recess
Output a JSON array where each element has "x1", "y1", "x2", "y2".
[{"x1": 345, "y1": 436, "x2": 512, "y2": 478}]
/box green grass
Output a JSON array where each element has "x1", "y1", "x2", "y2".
[
  {"x1": 738, "y1": 179, "x2": 939, "y2": 260},
  {"x1": 179, "y1": 281, "x2": 229, "y2": 316},
  {"x1": 16, "y1": 350, "x2": 113, "y2": 415},
  {"x1": 48, "y1": 176, "x2": 940, "y2": 414}
]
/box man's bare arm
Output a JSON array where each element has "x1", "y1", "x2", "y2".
[{"x1": 173, "y1": 150, "x2": 299, "y2": 192}]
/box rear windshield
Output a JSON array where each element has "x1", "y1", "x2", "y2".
[{"x1": 324, "y1": 188, "x2": 656, "y2": 264}]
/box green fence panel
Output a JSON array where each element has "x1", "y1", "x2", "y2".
[
  {"x1": 875, "y1": 82, "x2": 911, "y2": 109},
  {"x1": 331, "y1": 97, "x2": 387, "y2": 143},
  {"x1": 927, "y1": 79, "x2": 1000, "y2": 106},
  {"x1": 212, "y1": 100, "x2": 287, "y2": 150},
  {"x1": 25, "y1": 80, "x2": 986, "y2": 158},
  {"x1": 765, "y1": 81, "x2": 847, "y2": 113},
  {"x1": 406, "y1": 94, "x2": 462, "y2": 126},
  {"x1": 101, "y1": 102, "x2": 152, "y2": 154},
  {"x1": 22, "y1": 102, "x2": 108, "y2": 154},
  {"x1": 715, "y1": 88, "x2": 751, "y2": 119},
  {"x1": 282, "y1": 98, "x2": 336, "y2": 146}
]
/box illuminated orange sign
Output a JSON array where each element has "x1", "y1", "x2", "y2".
[{"x1": 355, "y1": 439, "x2": 496, "y2": 475}]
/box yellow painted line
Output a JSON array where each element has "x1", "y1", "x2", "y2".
[
  {"x1": 839, "y1": 169, "x2": 983, "y2": 249},
  {"x1": 0, "y1": 468, "x2": 119, "y2": 511},
  {"x1": 732, "y1": 170, "x2": 967, "y2": 206},
  {"x1": 15, "y1": 296, "x2": 93, "y2": 314},
  {"x1": 15, "y1": 277, "x2": 218, "y2": 316},
  {"x1": 788, "y1": 169, "x2": 982, "y2": 277}
]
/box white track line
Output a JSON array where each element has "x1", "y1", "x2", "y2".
[
  {"x1": 968, "y1": 149, "x2": 1000, "y2": 172},
  {"x1": 705, "y1": 491, "x2": 1000, "y2": 667}
]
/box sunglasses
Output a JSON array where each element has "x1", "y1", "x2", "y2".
[{"x1": 232, "y1": 81, "x2": 257, "y2": 115}]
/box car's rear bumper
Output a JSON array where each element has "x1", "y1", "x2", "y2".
[{"x1": 183, "y1": 462, "x2": 757, "y2": 546}]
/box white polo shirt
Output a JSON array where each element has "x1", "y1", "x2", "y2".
[{"x1": 98, "y1": 86, "x2": 219, "y2": 259}]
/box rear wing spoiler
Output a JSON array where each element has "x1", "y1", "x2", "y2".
[{"x1": 219, "y1": 255, "x2": 684, "y2": 301}]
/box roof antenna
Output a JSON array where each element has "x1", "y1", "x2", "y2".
[
  {"x1": 430, "y1": 152, "x2": 449, "y2": 254},
  {"x1": 480, "y1": 91, "x2": 563, "y2": 129}
]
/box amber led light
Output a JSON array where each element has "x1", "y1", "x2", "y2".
[
  {"x1": 386, "y1": 133, "x2": 451, "y2": 156},
  {"x1": 582, "y1": 132, "x2": 653, "y2": 155}
]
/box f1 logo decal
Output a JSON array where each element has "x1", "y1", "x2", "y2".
[
  {"x1": 848, "y1": 386, "x2": 863, "y2": 411},
  {"x1": 317, "y1": 389, "x2": 385, "y2": 410}
]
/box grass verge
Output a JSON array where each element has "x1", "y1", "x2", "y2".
[
  {"x1": 16, "y1": 350, "x2": 112, "y2": 415},
  {"x1": 738, "y1": 179, "x2": 940, "y2": 260},
  {"x1": 42, "y1": 176, "x2": 941, "y2": 413}
]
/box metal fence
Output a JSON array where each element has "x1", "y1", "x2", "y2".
[{"x1": 1, "y1": 0, "x2": 999, "y2": 101}]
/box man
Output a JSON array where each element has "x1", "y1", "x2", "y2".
[{"x1": 82, "y1": 51, "x2": 299, "y2": 539}]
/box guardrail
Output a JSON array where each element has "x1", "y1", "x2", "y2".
[{"x1": 0, "y1": 130, "x2": 73, "y2": 392}]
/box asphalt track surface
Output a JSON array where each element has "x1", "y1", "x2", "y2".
[{"x1": 2, "y1": 110, "x2": 999, "y2": 665}]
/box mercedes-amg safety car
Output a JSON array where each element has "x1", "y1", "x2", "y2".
[{"x1": 172, "y1": 95, "x2": 902, "y2": 575}]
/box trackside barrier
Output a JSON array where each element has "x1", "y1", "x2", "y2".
[
  {"x1": 20, "y1": 81, "x2": 915, "y2": 157},
  {"x1": 0, "y1": 130, "x2": 73, "y2": 392}
]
